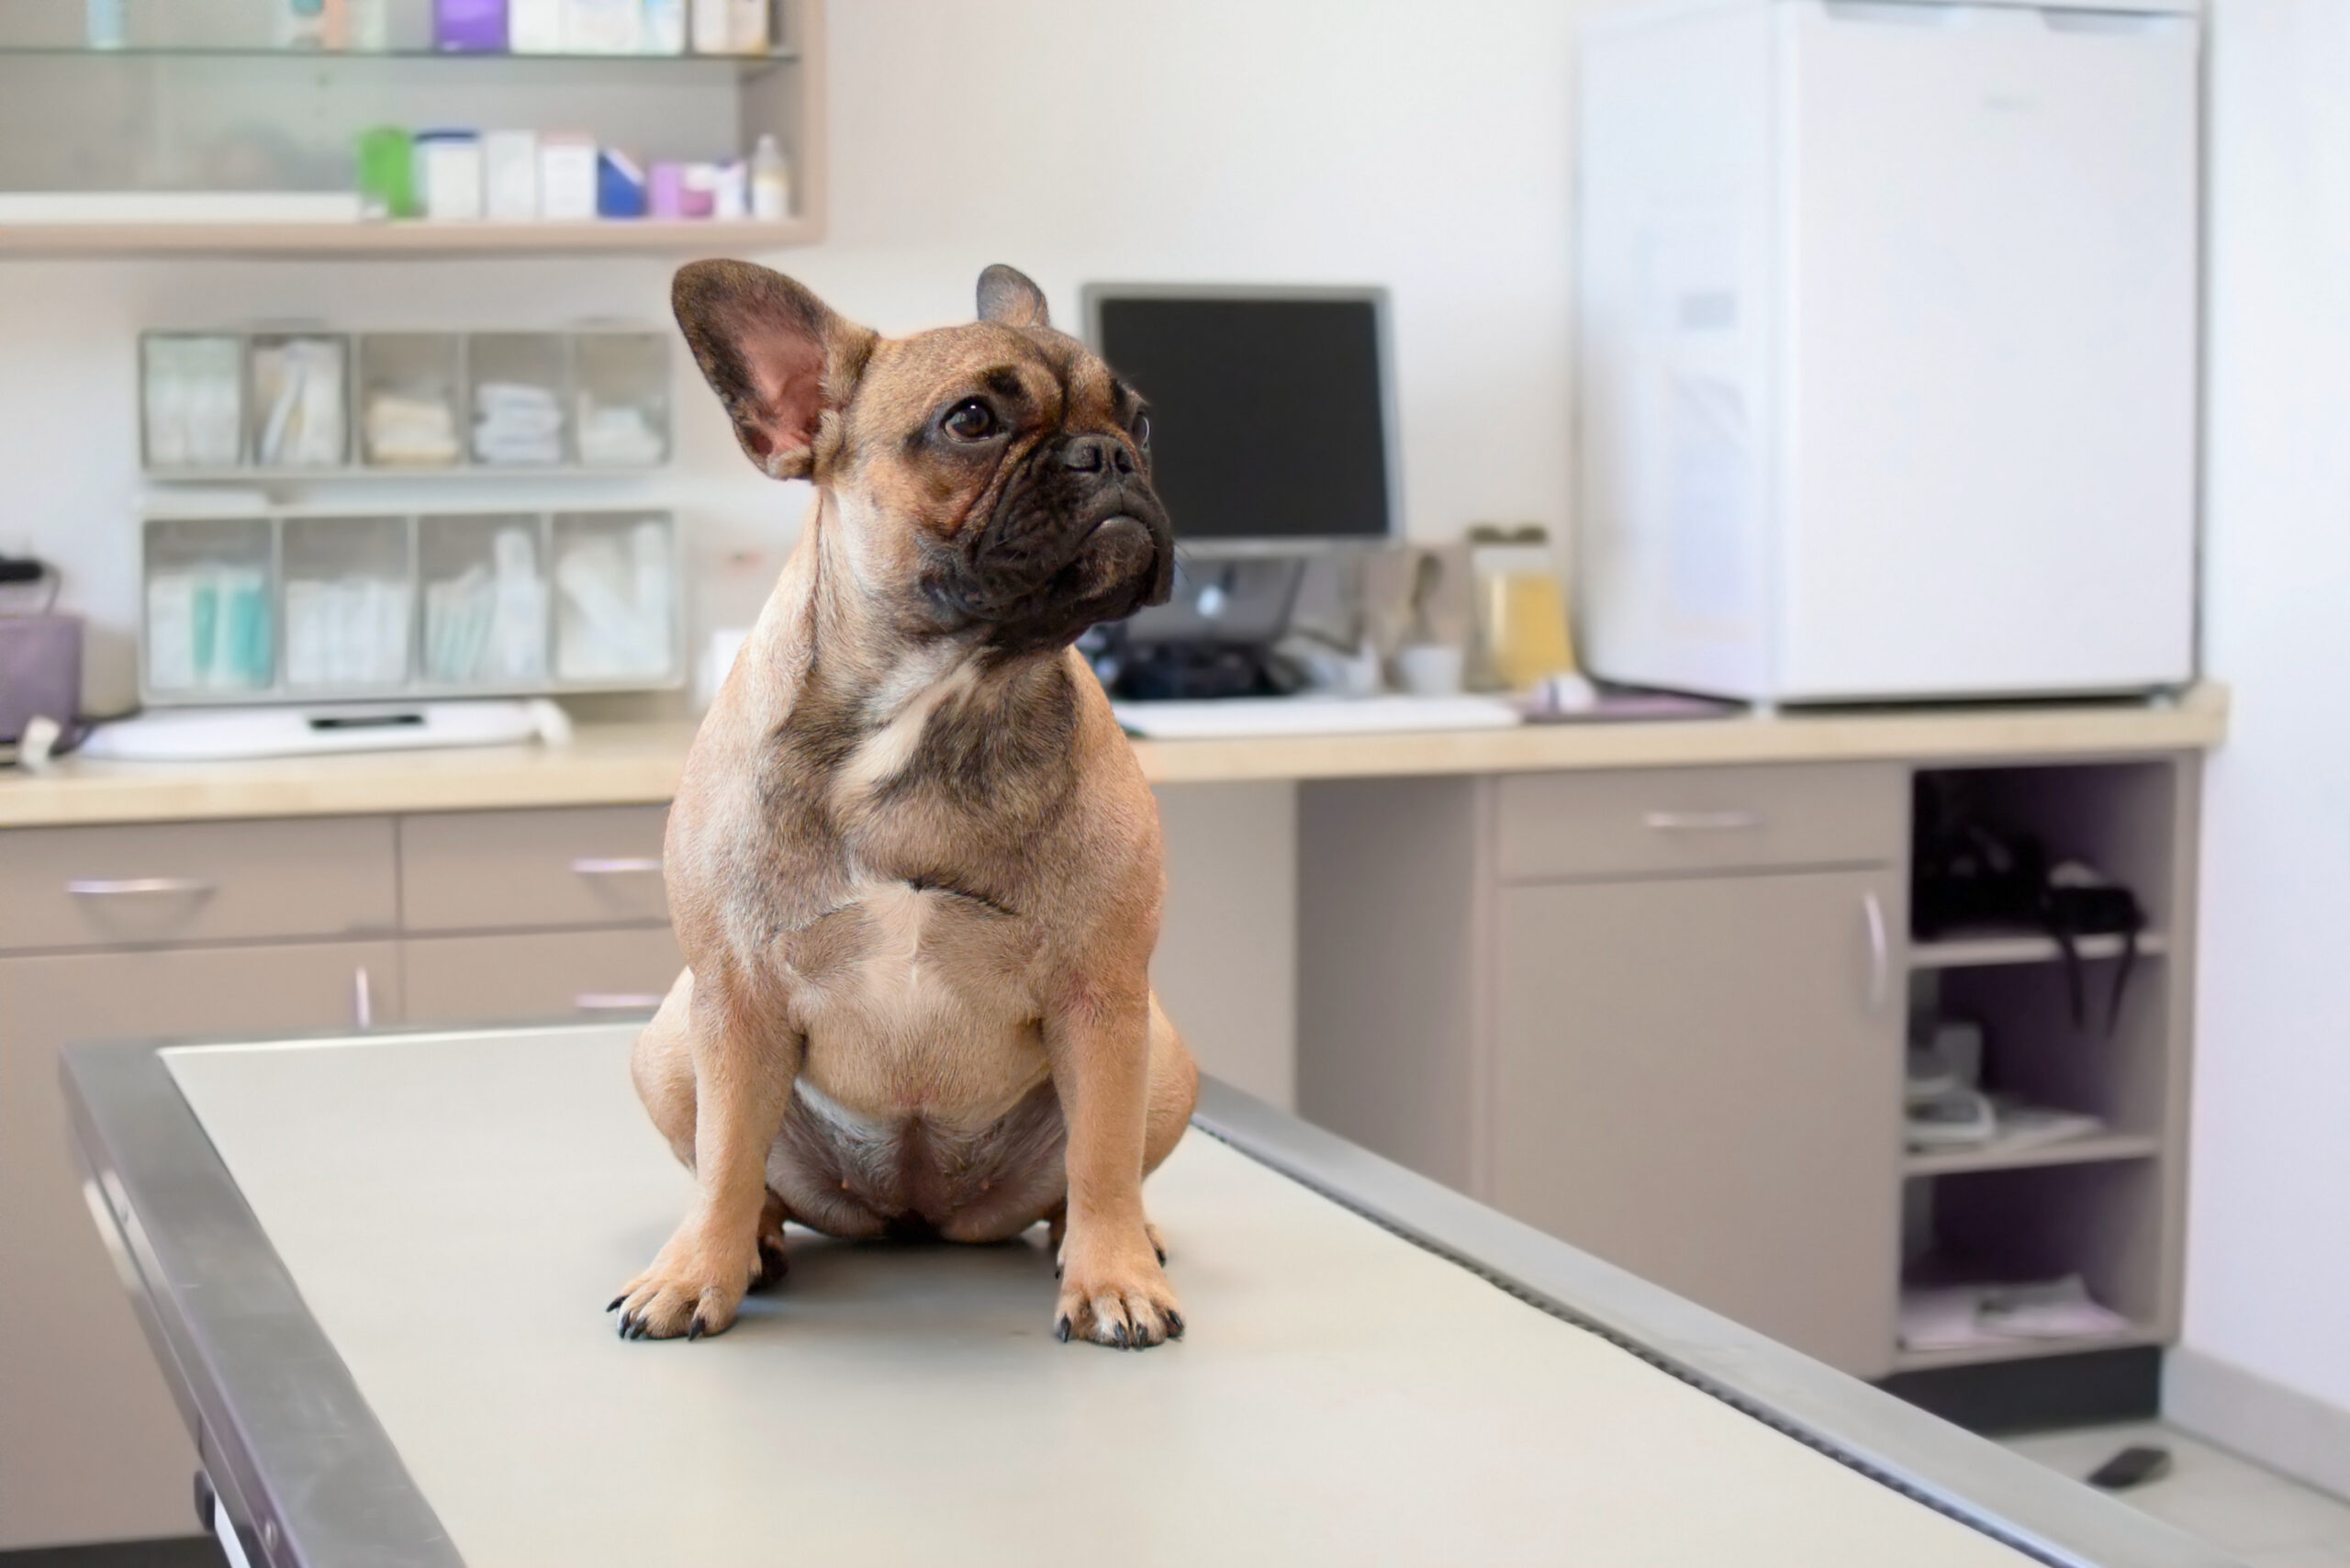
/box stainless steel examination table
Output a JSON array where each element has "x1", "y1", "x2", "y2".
[{"x1": 62, "y1": 1025, "x2": 2232, "y2": 1568}]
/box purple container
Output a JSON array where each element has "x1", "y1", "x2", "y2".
[
  {"x1": 649, "y1": 162, "x2": 688, "y2": 219},
  {"x1": 435, "y1": 0, "x2": 507, "y2": 52}
]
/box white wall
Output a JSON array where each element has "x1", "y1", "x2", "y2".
[
  {"x1": 2177, "y1": 0, "x2": 2350, "y2": 1482},
  {"x1": 1, "y1": 0, "x2": 1582, "y2": 714}
]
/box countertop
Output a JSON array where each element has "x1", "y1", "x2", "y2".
[{"x1": 0, "y1": 684, "x2": 2229, "y2": 829}]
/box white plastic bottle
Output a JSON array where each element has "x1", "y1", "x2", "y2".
[
  {"x1": 729, "y1": 0, "x2": 767, "y2": 52},
  {"x1": 642, "y1": 0, "x2": 686, "y2": 52},
  {"x1": 750, "y1": 133, "x2": 789, "y2": 221},
  {"x1": 688, "y1": 0, "x2": 729, "y2": 52}
]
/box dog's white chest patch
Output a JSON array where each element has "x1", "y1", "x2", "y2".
[{"x1": 836, "y1": 654, "x2": 979, "y2": 796}]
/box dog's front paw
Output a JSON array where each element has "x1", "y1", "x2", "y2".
[
  {"x1": 1055, "y1": 1226, "x2": 1184, "y2": 1350},
  {"x1": 608, "y1": 1226, "x2": 757, "y2": 1341}
]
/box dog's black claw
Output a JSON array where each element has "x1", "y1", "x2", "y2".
[
  {"x1": 687, "y1": 1316, "x2": 706, "y2": 1341},
  {"x1": 1054, "y1": 1316, "x2": 1071, "y2": 1343},
  {"x1": 1110, "y1": 1321, "x2": 1130, "y2": 1350},
  {"x1": 1166, "y1": 1311, "x2": 1185, "y2": 1338},
  {"x1": 617, "y1": 1312, "x2": 634, "y2": 1339},
  {"x1": 606, "y1": 1294, "x2": 627, "y2": 1313}
]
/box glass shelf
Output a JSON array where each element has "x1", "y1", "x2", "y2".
[{"x1": 0, "y1": 43, "x2": 796, "y2": 76}]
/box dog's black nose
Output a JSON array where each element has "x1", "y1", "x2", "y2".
[{"x1": 1061, "y1": 434, "x2": 1135, "y2": 476}]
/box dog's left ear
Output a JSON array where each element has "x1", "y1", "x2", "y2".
[
  {"x1": 674, "y1": 259, "x2": 878, "y2": 480},
  {"x1": 977, "y1": 264, "x2": 1050, "y2": 330}
]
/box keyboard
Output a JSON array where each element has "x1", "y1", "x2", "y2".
[{"x1": 1112, "y1": 693, "x2": 1524, "y2": 740}]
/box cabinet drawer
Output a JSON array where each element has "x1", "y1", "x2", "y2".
[
  {"x1": 403, "y1": 927, "x2": 682, "y2": 1025},
  {"x1": 1494, "y1": 764, "x2": 1903, "y2": 882},
  {"x1": 0, "y1": 818, "x2": 396, "y2": 953},
  {"x1": 400, "y1": 806, "x2": 669, "y2": 931}
]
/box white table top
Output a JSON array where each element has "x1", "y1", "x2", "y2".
[{"x1": 159, "y1": 1029, "x2": 2055, "y2": 1568}]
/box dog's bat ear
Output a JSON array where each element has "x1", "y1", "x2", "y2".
[
  {"x1": 673, "y1": 259, "x2": 878, "y2": 481},
  {"x1": 976, "y1": 264, "x2": 1050, "y2": 330}
]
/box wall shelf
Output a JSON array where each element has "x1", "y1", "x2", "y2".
[
  {"x1": 1902, "y1": 1131, "x2": 2162, "y2": 1178},
  {"x1": 0, "y1": 44, "x2": 797, "y2": 70},
  {"x1": 0, "y1": 217, "x2": 819, "y2": 258},
  {"x1": 1909, "y1": 929, "x2": 2166, "y2": 970},
  {"x1": 0, "y1": 0, "x2": 826, "y2": 256},
  {"x1": 145, "y1": 465, "x2": 668, "y2": 484}
]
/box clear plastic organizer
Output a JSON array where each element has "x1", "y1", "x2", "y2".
[
  {"x1": 141, "y1": 327, "x2": 672, "y2": 476},
  {"x1": 140, "y1": 509, "x2": 682, "y2": 704}
]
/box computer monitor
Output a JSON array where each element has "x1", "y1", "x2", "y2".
[{"x1": 1081, "y1": 286, "x2": 1399, "y2": 553}]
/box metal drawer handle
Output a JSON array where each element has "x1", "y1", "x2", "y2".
[
  {"x1": 575, "y1": 992, "x2": 665, "y2": 1012},
  {"x1": 1863, "y1": 891, "x2": 1891, "y2": 1013},
  {"x1": 571, "y1": 857, "x2": 663, "y2": 876},
  {"x1": 64, "y1": 876, "x2": 217, "y2": 897},
  {"x1": 1640, "y1": 810, "x2": 1763, "y2": 833}
]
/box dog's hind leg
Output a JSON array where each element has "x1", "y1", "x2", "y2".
[
  {"x1": 1138, "y1": 991, "x2": 1197, "y2": 1268},
  {"x1": 629, "y1": 969, "x2": 700, "y2": 1169},
  {"x1": 751, "y1": 1187, "x2": 791, "y2": 1291}
]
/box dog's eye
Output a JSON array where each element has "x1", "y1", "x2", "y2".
[{"x1": 943, "y1": 399, "x2": 997, "y2": 441}]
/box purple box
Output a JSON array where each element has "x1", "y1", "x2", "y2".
[
  {"x1": 435, "y1": 0, "x2": 508, "y2": 52},
  {"x1": 648, "y1": 162, "x2": 687, "y2": 219}
]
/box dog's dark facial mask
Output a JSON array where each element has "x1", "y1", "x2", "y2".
[{"x1": 675, "y1": 260, "x2": 1172, "y2": 656}]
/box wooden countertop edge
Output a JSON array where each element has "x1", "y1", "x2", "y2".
[{"x1": 0, "y1": 685, "x2": 2229, "y2": 828}]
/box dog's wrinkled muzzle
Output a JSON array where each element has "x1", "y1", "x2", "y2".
[{"x1": 1082, "y1": 514, "x2": 1171, "y2": 609}]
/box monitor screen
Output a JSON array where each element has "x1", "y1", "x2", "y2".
[{"x1": 1089, "y1": 292, "x2": 1393, "y2": 543}]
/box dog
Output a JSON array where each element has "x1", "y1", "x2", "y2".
[{"x1": 610, "y1": 261, "x2": 1199, "y2": 1350}]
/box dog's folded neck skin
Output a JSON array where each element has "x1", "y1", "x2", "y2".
[{"x1": 797, "y1": 490, "x2": 1075, "y2": 812}]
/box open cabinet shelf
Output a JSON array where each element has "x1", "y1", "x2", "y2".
[
  {"x1": 1909, "y1": 929, "x2": 2167, "y2": 969},
  {"x1": 1890, "y1": 758, "x2": 2195, "y2": 1393},
  {"x1": 1902, "y1": 1131, "x2": 2162, "y2": 1178},
  {"x1": 1890, "y1": 1323, "x2": 2163, "y2": 1374}
]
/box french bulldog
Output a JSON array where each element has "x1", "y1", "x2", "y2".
[{"x1": 610, "y1": 261, "x2": 1198, "y2": 1350}]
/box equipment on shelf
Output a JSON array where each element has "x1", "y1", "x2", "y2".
[
  {"x1": 0, "y1": 555, "x2": 82, "y2": 753},
  {"x1": 140, "y1": 507, "x2": 681, "y2": 705},
  {"x1": 141, "y1": 326, "x2": 670, "y2": 476},
  {"x1": 76, "y1": 698, "x2": 567, "y2": 762},
  {"x1": 1912, "y1": 774, "x2": 2148, "y2": 1033},
  {"x1": 1109, "y1": 693, "x2": 1522, "y2": 741}
]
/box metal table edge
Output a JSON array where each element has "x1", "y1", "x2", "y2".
[
  {"x1": 63, "y1": 1037, "x2": 465, "y2": 1568},
  {"x1": 1192, "y1": 1078, "x2": 2240, "y2": 1568},
  {"x1": 59, "y1": 1030, "x2": 2234, "y2": 1568}
]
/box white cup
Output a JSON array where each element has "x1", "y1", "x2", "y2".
[{"x1": 1394, "y1": 643, "x2": 1465, "y2": 696}]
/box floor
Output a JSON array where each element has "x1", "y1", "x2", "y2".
[{"x1": 2003, "y1": 1421, "x2": 2350, "y2": 1568}]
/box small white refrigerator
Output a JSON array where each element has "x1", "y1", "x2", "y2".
[{"x1": 1575, "y1": 0, "x2": 2199, "y2": 704}]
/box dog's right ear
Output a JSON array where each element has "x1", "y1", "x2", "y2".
[{"x1": 673, "y1": 260, "x2": 877, "y2": 480}]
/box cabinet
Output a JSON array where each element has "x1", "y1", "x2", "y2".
[
  {"x1": 1301, "y1": 763, "x2": 1910, "y2": 1376},
  {"x1": 404, "y1": 926, "x2": 679, "y2": 1025},
  {"x1": 1493, "y1": 870, "x2": 1899, "y2": 1372},
  {"x1": 0, "y1": 803, "x2": 677, "y2": 1551},
  {"x1": 0, "y1": 940, "x2": 396, "y2": 1549},
  {"x1": 1300, "y1": 755, "x2": 2200, "y2": 1394}
]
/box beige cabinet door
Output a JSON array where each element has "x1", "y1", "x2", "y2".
[
  {"x1": 0, "y1": 940, "x2": 398, "y2": 1551},
  {"x1": 1494, "y1": 870, "x2": 1902, "y2": 1376},
  {"x1": 402, "y1": 926, "x2": 682, "y2": 1027}
]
